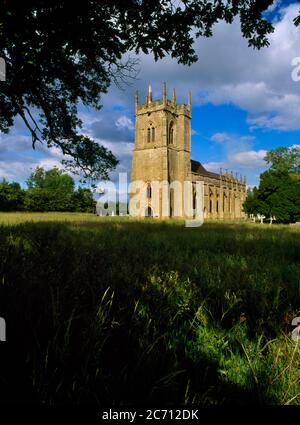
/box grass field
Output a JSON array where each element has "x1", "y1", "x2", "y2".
[{"x1": 0, "y1": 212, "x2": 299, "y2": 405}]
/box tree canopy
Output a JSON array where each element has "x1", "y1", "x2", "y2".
[
  {"x1": 0, "y1": 167, "x2": 96, "y2": 212},
  {"x1": 1, "y1": 1, "x2": 299, "y2": 179},
  {"x1": 264, "y1": 146, "x2": 300, "y2": 174},
  {"x1": 244, "y1": 147, "x2": 300, "y2": 223},
  {"x1": 0, "y1": 180, "x2": 25, "y2": 211}
]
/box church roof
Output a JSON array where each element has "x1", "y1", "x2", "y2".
[{"x1": 191, "y1": 159, "x2": 220, "y2": 179}]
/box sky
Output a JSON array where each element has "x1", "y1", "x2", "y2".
[{"x1": 1, "y1": 0, "x2": 300, "y2": 191}]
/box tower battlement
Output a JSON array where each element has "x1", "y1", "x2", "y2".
[{"x1": 135, "y1": 83, "x2": 191, "y2": 118}]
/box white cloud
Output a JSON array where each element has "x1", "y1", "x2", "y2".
[
  {"x1": 265, "y1": 0, "x2": 283, "y2": 14},
  {"x1": 203, "y1": 148, "x2": 268, "y2": 186},
  {"x1": 0, "y1": 132, "x2": 72, "y2": 183},
  {"x1": 209, "y1": 132, "x2": 257, "y2": 158},
  {"x1": 206, "y1": 82, "x2": 300, "y2": 131},
  {"x1": 204, "y1": 132, "x2": 268, "y2": 185},
  {"x1": 202, "y1": 3, "x2": 300, "y2": 131},
  {"x1": 38, "y1": 158, "x2": 63, "y2": 170},
  {"x1": 202, "y1": 161, "x2": 225, "y2": 172},
  {"x1": 120, "y1": 3, "x2": 300, "y2": 132},
  {"x1": 100, "y1": 139, "x2": 134, "y2": 160},
  {"x1": 228, "y1": 150, "x2": 267, "y2": 168},
  {"x1": 210, "y1": 132, "x2": 230, "y2": 142},
  {"x1": 115, "y1": 115, "x2": 134, "y2": 131},
  {"x1": 0, "y1": 161, "x2": 32, "y2": 182},
  {"x1": 203, "y1": 142, "x2": 298, "y2": 186}
]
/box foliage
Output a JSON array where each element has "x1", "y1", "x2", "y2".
[
  {"x1": 71, "y1": 187, "x2": 95, "y2": 213},
  {"x1": 244, "y1": 171, "x2": 300, "y2": 223},
  {"x1": 0, "y1": 180, "x2": 25, "y2": 211},
  {"x1": 244, "y1": 147, "x2": 300, "y2": 223},
  {"x1": 243, "y1": 187, "x2": 266, "y2": 217},
  {"x1": 257, "y1": 170, "x2": 300, "y2": 223},
  {"x1": 0, "y1": 1, "x2": 292, "y2": 178},
  {"x1": 0, "y1": 216, "x2": 299, "y2": 405},
  {"x1": 61, "y1": 135, "x2": 119, "y2": 182},
  {"x1": 0, "y1": 167, "x2": 96, "y2": 213},
  {"x1": 27, "y1": 166, "x2": 75, "y2": 191},
  {"x1": 264, "y1": 146, "x2": 300, "y2": 174},
  {"x1": 25, "y1": 167, "x2": 75, "y2": 212}
]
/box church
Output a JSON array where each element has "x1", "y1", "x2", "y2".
[{"x1": 130, "y1": 83, "x2": 246, "y2": 220}]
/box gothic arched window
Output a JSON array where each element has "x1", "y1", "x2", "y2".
[
  {"x1": 168, "y1": 122, "x2": 174, "y2": 145},
  {"x1": 147, "y1": 183, "x2": 152, "y2": 199},
  {"x1": 147, "y1": 128, "x2": 151, "y2": 143},
  {"x1": 152, "y1": 127, "x2": 155, "y2": 142},
  {"x1": 147, "y1": 123, "x2": 155, "y2": 143}
]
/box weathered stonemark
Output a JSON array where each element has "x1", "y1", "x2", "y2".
[{"x1": 130, "y1": 83, "x2": 246, "y2": 220}]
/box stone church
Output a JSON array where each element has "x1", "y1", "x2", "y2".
[{"x1": 130, "y1": 83, "x2": 246, "y2": 220}]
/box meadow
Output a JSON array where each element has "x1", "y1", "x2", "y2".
[{"x1": 0, "y1": 212, "x2": 299, "y2": 405}]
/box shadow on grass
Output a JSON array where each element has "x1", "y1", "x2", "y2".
[
  {"x1": 0, "y1": 320, "x2": 279, "y2": 406},
  {"x1": 0, "y1": 221, "x2": 299, "y2": 404}
]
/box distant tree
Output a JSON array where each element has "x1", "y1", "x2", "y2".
[
  {"x1": 244, "y1": 170, "x2": 300, "y2": 223},
  {"x1": 24, "y1": 187, "x2": 51, "y2": 212},
  {"x1": 0, "y1": 180, "x2": 25, "y2": 211},
  {"x1": 264, "y1": 146, "x2": 300, "y2": 174},
  {"x1": 24, "y1": 166, "x2": 97, "y2": 212},
  {"x1": 25, "y1": 167, "x2": 74, "y2": 211},
  {"x1": 244, "y1": 146, "x2": 300, "y2": 223},
  {"x1": 27, "y1": 166, "x2": 75, "y2": 191},
  {"x1": 257, "y1": 170, "x2": 300, "y2": 223},
  {"x1": 26, "y1": 168, "x2": 72, "y2": 211},
  {"x1": 243, "y1": 187, "x2": 267, "y2": 217},
  {"x1": 2, "y1": 1, "x2": 295, "y2": 179},
  {"x1": 71, "y1": 187, "x2": 95, "y2": 213}
]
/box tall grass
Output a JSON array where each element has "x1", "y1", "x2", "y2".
[{"x1": 0, "y1": 213, "x2": 299, "y2": 404}]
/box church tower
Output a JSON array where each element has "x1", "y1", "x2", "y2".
[{"x1": 130, "y1": 83, "x2": 192, "y2": 217}]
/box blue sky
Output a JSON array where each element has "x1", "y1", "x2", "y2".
[{"x1": 0, "y1": 0, "x2": 300, "y2": 190}]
